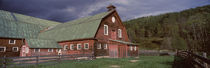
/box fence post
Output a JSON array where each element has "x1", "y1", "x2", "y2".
[
  {"x1": 3, "y1": 56, "x2": 6, "y2": 68},
  {"x1": 203, "y1": 52, "x2": 208, "y2": 68}
]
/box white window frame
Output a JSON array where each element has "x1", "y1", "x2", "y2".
[
  {"x1": 64, "y1": 45, "x2": 68, "y2": 50},
  {"x1": 56, "y1": 49, "x2": 61, "y2": 52},
  {"x1": 48, "y1": 49, "x2": 53, "y2": 52},
  {"x1": 134, "y1": 46, "x2": 137, "y2": 51},
  {"x1": 70, "y1": 44, "x2": 74, "y2": 50},
  {"x1": 34, "y1": 49, "x2": 40, "y2": 52},
  {"x1": 97, "y1": 43, "x2": 101, "y2": 49},
  {"x1": 12, "y1": 47, "x2": 19, "y2": 52},
  {"x1": 84, "y1": 43, "x2": 89, "y2": 49},
  {"x1": 118, "y1": 29, "x2": 122, "y2": 38},
  {"x1": 9, "y1": 40, "x2": 16, "y2": 44},
  {"x1": 104, "y1": 44, "x2": 108, "y2": 49},
  {"x1": 0, "y1": 47, "x2": 6, "y2": 52},
  {"x1": 104, "y1": 25, "x2": 108, "y2": 35},
  {"x1": 77, "y1": 44, "x2": 82, "y2": 50},
  {"x1": 130, "y1": 46, "x2": 133, "y2": 51}
]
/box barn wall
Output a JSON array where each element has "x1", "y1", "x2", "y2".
[
  {"x1": 0, "y1": 38, "x2": 24, "y2": 57},
  {"x1": 30, "y1": 48, "x2": 58, "y2": 56},
  {"x1": 59, "y1": 40, "x2": 95, "y2": 55},
  {"x1": 94, "y1": 42, "x2": 109, "y2": 56},
  {"x1": 128, "y1": 45, "x2": 139, "y2": 57},
  {"x1": 95, "y1": 11, "x2": 130, "y2": 42}
]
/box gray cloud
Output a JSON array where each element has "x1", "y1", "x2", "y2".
[{"x1": 0, "y1": 0, "x2": 210, "y2": 22}]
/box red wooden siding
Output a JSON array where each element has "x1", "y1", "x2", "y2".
[{"x1": 58, "y1": 40, "x2": 95, "y2": 55}]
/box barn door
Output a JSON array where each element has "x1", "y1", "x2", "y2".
[
  {"x1": 109, "y1": 44, "x2": 118, "y2": 58},
  {"x1": 118, "y1": 45, "x2": 126, "y2": 58}
]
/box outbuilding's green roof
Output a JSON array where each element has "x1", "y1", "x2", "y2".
[
  {"x1": 0, "y1": 18, "x2": 44, "y2": 38},
  {"x1": 26, "y1": 39, "x2": 62, "y2": 48},
  {"x1": 0, "y1": 10, "x2": 61, "y2": 27},
  {"x1": 39, "y1": 10, "x2": 114, "y2": 41},
  {"x1": 109, "y1": 39, "x2": 138, "y2": 45}
]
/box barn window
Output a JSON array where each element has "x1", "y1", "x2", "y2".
[
  {"x1": 112, "y1": 16, "x2": 116, "y2": 23},
  {"x1": 12, "y1": 47, "x2": 19, "y2": 52},
  {"x1": 134, "y1": 46, "x2": 137, "y2": 51},
  {"x1": 34, "y1": 49, "x2": 40, "y2": 52},
  {"x1": 97, "y1": 43, "x2": 101, "y2": 49},
  {"x1": 56, "y1": 49, "x2": 61, "y2": 52},
  {"x1": 104, "y1": 25, "x2": 108, "y2": 35},
  {"x1": 104, "y1": 44, "x2": 108, "y2": 49},
  {"x1": 70, "y1": 44, "x2": 74, "y2": 50},
  {"x1": 64, "y1": 45, "x2": 68, "y2": 50},
  {"x1": 48, "y1": 49, "x2": 53, "y2": 52},
  {"x1": 84, "y1": 43, "x2": 89, "y2": 49},
  {"x1": 130, "y1": 46, "x2": 133, "y2": 51},
  {"x1": 77, "y1": 44, "x2": 82, "y2": 50},
  {"x1": 9, "y1": 40, "x2": 16, "y2": 44},
  {"x1": 0, "y1": 47, "x2": 6, "y2": 52},
  {"x1": 118, "y1": 29, "x2": 122, "y2": 38}
]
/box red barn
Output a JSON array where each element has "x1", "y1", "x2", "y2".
[
  {"x1": 0, "y1": 5, "x2": 138, "y2": 58},
  {"x1": 39, "y1": 5, "x2": 139, "y2": 58}
]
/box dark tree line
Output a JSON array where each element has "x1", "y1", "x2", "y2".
[{"x1": 124, "y1": 5, "x2": 210, "y2": 54}]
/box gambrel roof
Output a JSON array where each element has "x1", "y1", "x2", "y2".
[
  {"x1": 38, "y1": 10, "x2": 114, "y2": 42},
  {"x1": 0, "y1": 18, "x2": 44, "y2": 38},
  {"x1": 0, "y1": 10, "x2": 60, "y2": 28},
  {"x1": 26, "y1": 39, "x2": 62, "y2": 48},
  {"x1": 0, "y1": 10, "x2": 62, "y2": 48}
]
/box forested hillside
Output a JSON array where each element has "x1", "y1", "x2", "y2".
[{"x1": 124, "y1": 5, "x2": 210, "y2": 53}]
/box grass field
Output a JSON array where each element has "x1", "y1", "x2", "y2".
[{"x1": 29, "y1": 56, "x2": 173, "y2": 68}]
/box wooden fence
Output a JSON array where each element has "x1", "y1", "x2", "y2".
[
  {"x1": 173, "y1": 51, "x2": 210, "y2": 68},
  {"x1": 0, "y1": 54, "x2": 94, "y2": 68}
]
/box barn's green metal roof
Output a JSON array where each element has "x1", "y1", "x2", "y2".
[
  {"x1": 109, "y1": 39, "x2": 138, "y2": 45},
  {"x1": 0, "y1": 18, "x2": 45, "y2": 38},
  {"x1": 0, "y1": 10, "x2": 61, "y2": 27},
  {"x1": 39, "y1": 10, "x2": 114, "y2": 41},
  {"x1": 26, "y1": 39, "x2": 62, "y2": 48}
]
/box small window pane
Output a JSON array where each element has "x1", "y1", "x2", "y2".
[
  {"x1": 70, "y1": 44, "x2": 74, "y2": 50},
  {"x1": 84, "y1": 43, "x2": 89, "y2": 49},
  {"x1": 104, "y1": 25, "x2": 108, "y2": 35},
  {"x1": 34, "y1": 49, "x2": 40, "y2": 52},
  {"x1": 130, "y1": 46, "x2": 133, "y2": 51},
  {"x1": 77, "y1": 44, "x2": 81, "y2": 50},
  {"x1": 9, "y1": 40, "x2": 16, "y2": 44},
  {"x1": 12, "y1": 47, "x2": 18, "y2": 52},
  {"x1": 104, "y1": 44, "x2": 108, "y2": 49},
  {"x1": 0, "y1": 47, "x2": 6, "y2": 52},
  {"x1": 97, "y1": 43, "x2": 101, "y2": 49},
  {"x1": 48, "y1": 49, "x2": 53, "y2": 52}
]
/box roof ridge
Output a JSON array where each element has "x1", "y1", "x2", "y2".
[
  {"x1": 0, "y1": 16, "x2": 46, "y2": 27},
  {"x1": 0, "y1": 10, "x2": 61, "y2": 26}
]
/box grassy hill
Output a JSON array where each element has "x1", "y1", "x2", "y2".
[{"x1": 124, "y1": 5, "x2": 210, "y2": 52}]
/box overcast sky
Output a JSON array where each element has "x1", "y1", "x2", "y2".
[{"x1": 0, "y1": 0, "x2": 210, "y2": 22}]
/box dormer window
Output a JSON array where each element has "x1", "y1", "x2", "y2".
[
  {"x1": 104, "y1": 25, "x2": 108, "y2": 35},
  {"x1": 118, "y1": 29, "x2": 122, "y2": 38},
  {"x1": 9, "y1": 40, "x2": 16, "y2": 44}
]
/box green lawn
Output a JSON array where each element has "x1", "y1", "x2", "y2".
[{"x1": 21, "y1": 56, "x2": 174, "y2": 68}]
